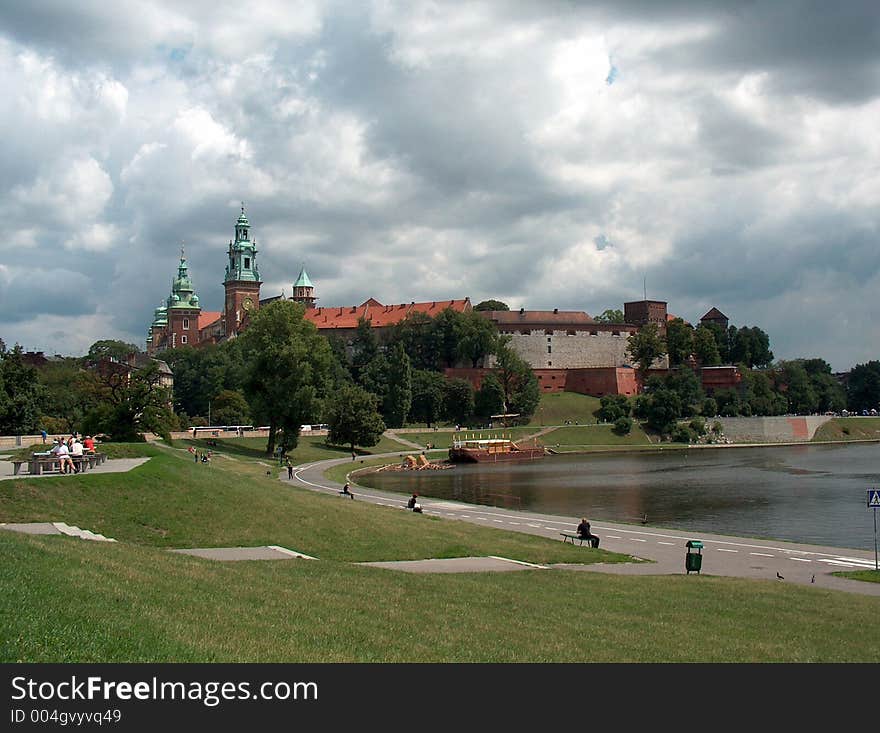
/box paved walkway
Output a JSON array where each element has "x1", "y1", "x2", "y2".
[
  {"x1": 0, "y1": 457, "x2": 150, "y2": 481},
  {"x1": 286, "y1": 452, "x2": 880, "y2": 597}
]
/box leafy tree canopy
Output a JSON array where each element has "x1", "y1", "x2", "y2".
[
  {"x1": 594, "y1": 308, "x2": 625, "y2": 324},
  {"x1": 473, "y1": 300, "x2": 509, "y2": 311}
]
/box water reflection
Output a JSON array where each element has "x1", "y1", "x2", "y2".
[{"x1": 357, "y1": 443, "x2": 880, "y2": 550}]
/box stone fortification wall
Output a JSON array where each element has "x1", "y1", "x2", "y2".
[
  {"x1": 488, "y1": 330, "x2": 635, "y2": 369},
  {"x1": 718, "y1": 416, "x2": 833, "y2": 442}
]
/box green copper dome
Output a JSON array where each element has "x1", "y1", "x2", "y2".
[{"x1": 294, "y1": 267, "x2": 313, "y2": 288}]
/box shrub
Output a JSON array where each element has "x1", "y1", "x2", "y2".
[
  {"x1": 689, "y1": 417, "x2": 706, "y2": 436},
  {"x1": 612, "y1": 416, "x2": 633, "y2": 436},
  {"x1": 671, "y1": 425, "x2": 697, "y2": 444}
]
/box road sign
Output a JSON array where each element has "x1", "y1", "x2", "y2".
[{"x1": 868, "y1": 489, "x2": 880, "y2": 508}]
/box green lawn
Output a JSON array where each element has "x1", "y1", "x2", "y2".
[
  {"x1": 2, "y1": 530, "x2": 879, "y2": 662},
  {"x1": 834, "y1": 569, "x2": 880, "y2": 583},
  {"x1": 813, "y1": 417, "x2": 880, "y2": 442},
  {"x1": 527, "y1": 392, "x2": 603, "y2": 426},
  {"x1": 3, "y1": 440, "x2": 880, "y2": 662},
  {"x1": 542, "y1": 424, "x2": 652, "y2": 449}
]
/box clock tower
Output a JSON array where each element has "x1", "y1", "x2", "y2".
[{"x1": 223, "y1": 203, "x2": 262, "y2": 338}]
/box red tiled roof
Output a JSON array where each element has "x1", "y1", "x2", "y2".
[
  {"x1": 481, "y1": 310, "x2": 594, "y2": 325},
  {"x1": 198, "y1": 312, "x2": 222, "y2": 330},
  {"x1": 304, "y1": 298, "x2": 471, "y2": 330}
]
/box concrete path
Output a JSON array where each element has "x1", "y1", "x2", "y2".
[
  {"x1": 360, "y1": 556, "x2": 547, "y2": 573},
  {"x1": 170, "y1": 546, "x2": 315, "y2": 561},
  {"x1": 0, "y1": 457, "x2": 150, "y2": 481},
  {"x1": 286, "y1": 452, "x2": 880, "y2": 597},
  {"x1": 0, "y1": 521, "x2": 116, "y2": 542}
]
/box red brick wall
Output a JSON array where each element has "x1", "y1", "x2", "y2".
[{"x1": 444, "y1": 367, "x2": 639, "y2": 397}]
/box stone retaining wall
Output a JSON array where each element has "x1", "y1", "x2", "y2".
[{"x1": 718, "y1": 416, "x2": 833, "y2": 442}]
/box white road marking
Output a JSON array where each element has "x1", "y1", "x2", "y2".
[
  {"x1": 789, "y1": 557, "x2": 812, "y2": 563},
  {"x1": 750, "y1": 552, "x2": 774, "y2": 557},
  {"x1": 630, "y1": 538, "x2": 646, "y2": 542},
  {"x1": 492, "y1": 519, "x2": 504, "y2": 523},
  {"x1": 657, "y1": 541, "x2": 675, "y2": 546},
  {"x1": 606, "y1": 535, "x2": 621, "y2": 539},
  {"x1": 818, "y1": 559, "x2": 865, "y2": 567},
  {"x1": 717, "y1": 548, "x2": 738, "y2": 553}
]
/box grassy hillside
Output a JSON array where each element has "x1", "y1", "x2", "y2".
[
  {"x1": 3, "y1": 441, "x2": 879, "y2": 662},
  {"x1": 527, "y1": 392, "x2": 603, "y2": 426},
  {"x1": 813, "y1": 417, "x2": 880, "y2": 442},
  {"x1": 542, "y1": 423, "x2": 652, "y2": 450}
]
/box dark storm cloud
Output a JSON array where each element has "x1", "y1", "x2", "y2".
[{"x1": 643, "y1": 1, "x2": 880, "y2": 104}]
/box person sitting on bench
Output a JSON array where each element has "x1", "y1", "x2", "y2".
[
  {"x1": 340, "y1": 483, "x2": 354, "y2": 499},
  {"x1": 407, "y1": 493, "x2": 422, "y2": 513},
  {"x1": 576, "y1": 518, "x2": 600, "y2": 548}
]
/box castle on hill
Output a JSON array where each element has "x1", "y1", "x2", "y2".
[
  {"x1": 145, "y1": 206, "x2": 472, "y2": 355},
  {"x1": 146, "y1": 206, "x2": 737, "y2": 397}
]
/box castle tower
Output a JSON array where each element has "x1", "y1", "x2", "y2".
[
  {"x1": 165, "y1": 247, "x2": 202, "y2": 349},
  {"x1": 223, "y1": 203, "x2": 262, "y2": 337},
  {"x1": 291, "y1": 266, "x2": 316, "y2": 307},
  {"x1": 147, "y1": 303, "x2": 168, "y2": 354}
]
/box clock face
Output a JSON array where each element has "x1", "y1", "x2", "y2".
[{"x1": 242, "y1": 297, "x2": 253, "y2": 311}]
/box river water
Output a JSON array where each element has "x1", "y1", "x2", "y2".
[{"x1": 357, "y1": 443, "x2": 880, "y2": 550}]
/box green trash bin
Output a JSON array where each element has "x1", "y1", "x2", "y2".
[{"x1": 685, "y1": 540, "x2": 703, "y2": 574}]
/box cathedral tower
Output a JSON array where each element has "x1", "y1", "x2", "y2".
[
  {"x1": 223, "y1": 203, "x2": 262, "y2": 337},
  {"x1": 165, "y1": 247, "x2": 202, "y2": 349},
  {"x1": 291, "y1": 266, "x2": 316, "y2": 307}
]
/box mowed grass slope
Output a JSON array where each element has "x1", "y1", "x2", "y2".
[
  {"x1": 3, "y1": 530, "x2": 879, "y2": 662},
  {"x1": 3, "y1": 441, "x2": 880, "y2": 662},
  {"x1": 0, "y1": 445, "x2": 618, "y2": 564}
]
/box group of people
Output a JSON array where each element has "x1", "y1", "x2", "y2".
[
  {"x1": 48, "y1": 434, "x2": 96, "y2": 474},
  {"x1": 187, "y1": 446, "x2": 212, "y2": 463}
]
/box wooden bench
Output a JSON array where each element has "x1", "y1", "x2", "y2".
[
  {"x1": 12, "y1": 460, "x2": 27, "y2": 475},
  {"x1": 560, "y1": 531, "x2": 598, "y2": 547}
]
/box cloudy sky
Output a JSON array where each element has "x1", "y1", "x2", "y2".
[{"x1": 1, "y1": 1, "x2": 878, "y2": 371}]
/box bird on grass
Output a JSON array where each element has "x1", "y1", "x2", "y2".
[
  {"x1": 811, "y1": 574, "x2": 815, "y2": 583},
  {"x1": 776, "y1": 572, "x2": 784, "y2": 580}
]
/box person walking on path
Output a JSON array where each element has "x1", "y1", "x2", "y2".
[
  {"x1": 286, "y1": 458, "x2": 293, "y2": 480},
  {"x1": 41, "y1": 429, "x2": 47, "y2": 444}
]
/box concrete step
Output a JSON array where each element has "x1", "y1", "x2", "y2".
[{"x1": 52, "y1": 522, "x2": 116, "y2": 542}]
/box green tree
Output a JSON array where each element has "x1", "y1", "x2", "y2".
[
  {"x1": 594, "y1": 308, "x2": 625, "y2": 324},
  {"x1": 0, "y1": 345, "x2": 47, "y2": 434},
  {"x1": 597, "y1": 394, "x2": 630, "y2": 422},
  {"x1": 701, "y1": 322, "x2": 730, "y2": 363},
  {"x1": 443, "y1": 378, "x2": 475, "y2": 425},
  {"x1": 777, "y1": 361, "x2": 818, "y2": 414},
  {"x1": 389, "y1": 312, "x2": 441, "y2": 371},
  {"x1": 86, "y1": 339, "x2": 141, "y2": 363},
  {"x1": 645, "y1": 389, "x2": 682, "y2": 434},
  {"x1": 210, "y1": 389, "x2": 251, "y2": 425},
  {"x1": 693, "y1": 326, "x2": 721, "y2": 366},
  {"x1": 433, "y1": 307, "x2": 465, "y2": 368},
  {"x1": 326, "y1": 383, "x2": 385, "y2": 453},
  {"x1": 626, "y1": 323, "x2": 667, "y2": 378},
  {"x1": 664, "y1": 367, "x2": 704, "y2": 417},
  {"x1": 665, "y1": 318, "x2": 694, "y2": 367},
  {"x1": 742, "y1": 369, "x2": 786, "y2": 416},
  {"x1": 383, "y1": 342, "x2": 412, "y2": 428},
  {"x1": 474, "y1": 373, "x2": 505, "y2": 420},
  {"x1": 410, "y1": 370, "x2": 447, "y2": 427},
  {"x1": 82, "y1": 360, "x2": 175, "y2": 441},
  {"x1": 238, "y1": 300, "x2": 333, "y2": 456},
  {"x1": 37, "y1": 358, "x2": 93, "y2": 433},
  {"x1": 473, "y1": 300, "x2": 509, "y2": 311},
  {"x1": 729, "y1": 326, "x2": 773, "y2": 368},
  {"x1": 847, "y1": 360, "x2": 880, "y2": 411},
  {"x1": 457, "y1": 311, "x2": 498, "y2": 368},
  {"x1": 801, "y1": 358, "x2": 846, "y2": 413},
  {"x1": 350, "y1": 317, "x2": 380, "y2": 382},
  {"x1": 494, "y1": 339, "x2": 540, "y2": 419}
]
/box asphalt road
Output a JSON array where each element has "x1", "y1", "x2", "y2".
[{"x1": 288, "y1": 452, "x2": 880, "y2": 597}]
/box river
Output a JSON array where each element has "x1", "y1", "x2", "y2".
[{"x1": 356, "y1": 442, "x2": 880, "y2": 550}]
